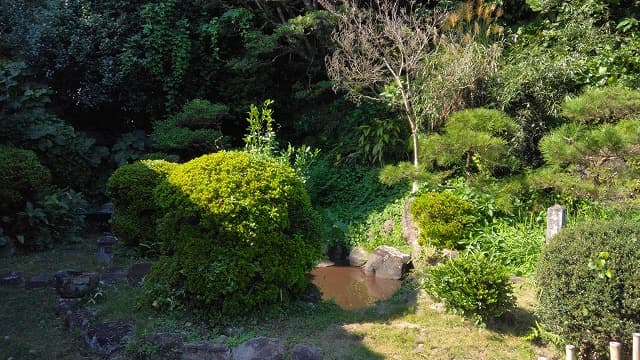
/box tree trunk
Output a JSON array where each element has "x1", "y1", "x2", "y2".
[{"x1": 411, "y1": 130, "x2": 419, "y2": 193}]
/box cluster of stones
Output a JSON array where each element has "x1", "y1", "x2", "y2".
[
  {"x1": 136, "y1": 334, "x2": 322, "y2": 360},
  {"x1": 2, "y1": 261, "x2": 322, "y2": 359}
]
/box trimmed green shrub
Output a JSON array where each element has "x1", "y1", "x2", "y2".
[
  {"x1": 174, "y1": 99, "x2": 228, "y2": 129},
  {"x1": 426, "y1": 253, "x2": 515, "y2": 325},
  {"x1": 536, "y1": 219, "x2": 640, "y2": 358},
  {"x1": 107, "y1": 160, "x2": 177, "y2": 252},
  {"x1": 151, "y1": 99, "x2": 229, "y2": 160},
  {"x1": 410, "y1": 192, "x2": 477, "y2": 249},
  {"x1": 0, "y1": 146, "x2": 51, "y2": 210},
  {"x1": 145, "y1": 151, "x2": 322, "y2": 315},
  {"x1": 562, "y1": 86, "x2": 640, "y2": 124},
  {"x1": 151, "y1": 117, "x2": 226, "y2": 160}
]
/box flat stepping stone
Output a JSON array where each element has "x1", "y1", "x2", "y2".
[
  {"x1": 84, "y1": 320, "x2": 134, "y2": 355},
  {"x1": 65, "y1": 308, "x2": 97, "y2": 330},
  {"x1": 25, "y1": 274, "x2": 54, "y2": 289},
  {"x1": 0, "y1": 272, "x2": 24, "y2": 287},
  {"x1": 100, "y1": 267, "x2": 127, "y2": 284},
  {"x1": 54, "y1": 270, "x2": 99, "y2": 298},
  {"x1": 141, "y1": 332, "x2": 186, "y2": 360},
  {"x1": 232, "y1": 337, "x2": 285, "y2": 360},
  {"x1": 292, "y1": 343, "x2": 322, "y2": 360},
  {"x1": 183, "y1": 342, "x2": 231, "y2": 360},
  {"x1": 55, "y1": 297, "x2": 83, "y2": 315}
]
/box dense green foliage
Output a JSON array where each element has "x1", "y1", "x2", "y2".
[
  {"x1": 410, "y1": 192, "x2": 477, "y2": 249},
  {"x1": 0, "y1": 146, "x2": 51, "y2": 209},
  {"x1": 537, "y1": 219, "x2": 640, "y2": 358},
  {"x1": 106, "y1": 160, "x2": 177, "y2": 252},
  {"x1": 536, "y1": 87, "x2": 640, "y2": 202},
  {"x1": 151, "y1": 99, "x2": 228, "y2": 160},
  {"x1": 561, "y1": 87, "x2": 640, "y2": 124},
  {"x1": 421, "y1": 108, "x2": 522, "y2": 177},
  {"x1": 426, "y1": 253, "x2": 515, "y2": 325},
  {"x1": 144, "y1": 151, "x2": 322, "y2": 315}
]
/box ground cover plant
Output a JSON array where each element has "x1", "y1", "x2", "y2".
[{"x1": 0, "y1": 231, "x2": 560, "y2": 359}]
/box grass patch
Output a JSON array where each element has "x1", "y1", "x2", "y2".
[{"x1": 0, "y1": 231, "x2": 560, "y2": 359}]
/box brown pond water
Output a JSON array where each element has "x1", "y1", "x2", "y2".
[{"x1": 310, "y1": 266, "x2": 403, "y2": 310}]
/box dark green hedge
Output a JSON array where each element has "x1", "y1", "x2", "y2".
[{"x1": 536, "y1": 219, "x2": 640, "y2": 358}]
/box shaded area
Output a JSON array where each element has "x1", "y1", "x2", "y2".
[{"x1": 311, "y1": 266, "x2": 402, "y2": 310}]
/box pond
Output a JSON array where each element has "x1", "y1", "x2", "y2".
[{"x1": 310, "y1": 266, "x2": 402, "y2": 310}]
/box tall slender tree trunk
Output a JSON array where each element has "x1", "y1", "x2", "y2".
[{"x1": 411, "y1": 130, "x2": 419, "y2": 193}]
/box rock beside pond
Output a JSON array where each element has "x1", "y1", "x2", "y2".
[
  {"x1": 54, "y1": 270, "x2": 99, "y2": 298},
  {"x1": 183, "y1": 341, "x2": 231, "y2": 360},
  {"x1": 232, "y1": 337, "x2": 285, "y2": 360},
  {"x1": 84, "y1": 320, "x2": 134, "y2": 355},
  {"x1": 363, "y1": 246, "x2": 410, "y2": 280},
  {"x1": 348, "y1": 247, "x2": 369, "y2": 267},
  {"x1": 292, "y1": 343, "x2": 322, "y2": 360}
]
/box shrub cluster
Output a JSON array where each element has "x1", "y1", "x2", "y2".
[
  {"x1": 0, "y1": 146, "x2": 51, "y2": 210},
  {"x1": 106, "y1": 160, "x2": 177, "y2": 252},
  {"x1": 426, "y1": 253, "x2": 515, "y2": 325},
  {"x1": 536, "y1": 219, "x2": 640, "y2": 358},
  {"x1": 108, "y1": 151, "x2": 322, "y2": 315},
  {"x1": 410, "y1": 191, "x2": 477, "y2": 249}
]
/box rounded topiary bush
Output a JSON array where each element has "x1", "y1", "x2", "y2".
[
  {"x1": 145, "y1": 151, "x2": 322, "y2": 315},
  {"x1": 537, "y1": 219, "x2": 640, "y2": 358},
  {"x1": 107, "y1": 160, "x2": 177, "y2": 252},
  {"x1": 410, "y1": 191, "x2": 477, "y2": 249},
  {"x1": 0, "y1": 145, "x2": 51, "y2": 210},
  {"x1": 426, "y1": 253, "x2": 515, "y2": 325}
]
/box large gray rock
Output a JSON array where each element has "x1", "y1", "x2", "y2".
[
  {"x1": 84, "y1": 320, "x2": 134, "y2": 355},
  {"x1": 348, "y1": 247, "x2": 369, "y2": 267},
  {"x1": 291, "y1": 343, "x2": 322, "y2": 360},
  {"x1": 183, "y1": 342, "x2": 231, "y2": 360},
  {"x1": 232, "y1": 337, "x2": 285, "y2": 360},
  {"x1": 363, "y1": 246, "x2": 410, "y2": 280},
  {"x1": 54, "y1": 270, "x2": 99, "y2": 298}
]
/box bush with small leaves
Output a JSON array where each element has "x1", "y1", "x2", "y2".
[
  {"x1": 144, "y1": 151, "x2": 322, "y2": 315},
  {"x1": 410, "y1": 191, "x2": 477, "y2": 249},
  {"x1": 426, "y1": 253, "x2": 515, "y2": 325},
  {"x1": 537, "y1": 219, "x2": 640, "y2": 359},
  {"x1": 107, "y1": 160, "x2": 177, "y2": 253},
  {"x1": 0, "y1": 146, "x2": 51, "y2": 211}
]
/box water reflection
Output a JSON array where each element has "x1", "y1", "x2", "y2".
[{"x1": 310, "y1": 266, "x2": 402, "y2": 310}]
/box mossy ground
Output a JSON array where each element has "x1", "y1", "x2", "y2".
[{"x1": 0, "y1": 231, "x2": 560, "y2": 359}]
